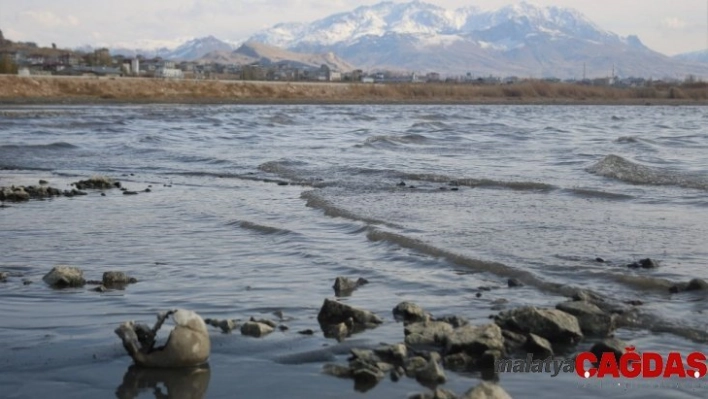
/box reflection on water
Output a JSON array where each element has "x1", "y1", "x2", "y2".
[{"x1": 115, "y1": 364, "x2": 211, "y2": 399}]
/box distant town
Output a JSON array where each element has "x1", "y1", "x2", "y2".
[{"x1": 0, "y1": 32, "x2": 703, "y2": 89}]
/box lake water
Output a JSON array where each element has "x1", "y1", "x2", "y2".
[{"x1": 0, "y1": 104, "x2": 707, "y2": 398}]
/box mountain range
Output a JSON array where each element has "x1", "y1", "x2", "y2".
[{"x1": 101, "y1": 1, "x2": 708, "y2": 79}]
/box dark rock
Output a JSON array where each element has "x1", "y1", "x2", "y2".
[
  {"x1": 475, "y1": 292, "x2": 482, "y2": 298},
  {"x1": 323, "y1": 320, "x2": 351, "y2": 341},
  {"x1": 353, "y1": 368, "x2": 385, "y2": 393},
  {"x1": 123, "y1": 191, "x2": 138, "y2": 195},
  {"x1": 0, "y1": 272, "x2": 7, "y2": 282},
  {"x1": 240, "y1": 321, "x2": 274, "y2": 337},
  {"x1": 477, "y1": 349, "x2": 503, "y2": 371},
  {"x1": 397, "y1": 181, "x2": 406, "y2": 187},
  {"x1": 461, "y1": 382, "x2": 512, "y2": 399},
  {"x1": 624, "y1": 300, "x2": 643, "y2": 306},
  {"x1": 317, "y1": 299, "x2": 382, "y2": 340},
  {"x1": 72, "y1": 176, "x2": 116, "y2": 190},
  {"x1": 443, "y1": 352, "x2": 474, "y2": 371},
  {"x1": 278, "y1": 325, "x2": 289, "y2": 332},
  {"x1": 22, "y1": 279, "x2": 32, "y2": 285},
  {"x1": 525, "y1": 333, "x2": 553, "y2": 358},
  {"x1": 507, "y1": 278, "x2": 523, "y2": 288},
  {"x1": 393, "y1": 301, "x2": 431, "y2": 324},
  {"x1": 323, "y1": 363, "x2": 352, "y2": 378},
  {"x1": 595, "y1": 257, "x2": 606, "y2": 263},
  {"x1": 443, "y1": 323, "x2": 505, "y2": 357},
  {"x1": 249, "y1": 317, "x2": 277, "y2": 328},
  {"x1": 102, "y1": 271, "x2": 137, "y2": 288},
  {"x1": 501, "y1": 329, "x2": 527, "y2": 354},
  {"x1": 100, "y1": 193, "x2": 106, "y2": 196},
  {"x1": 113, "y1": 182, "x2": 122, "y2": 188},
  {"x1": 627, "y1": 258, "x2": 659, "y2": 269},
  {"x1": 298, "y1": 329, "x2": 315, "y2": 335},
  {"x1": 277, "y1": 181, "x2": 289, "y2": 186},
  {"x1": 390, "y1": 366, "x2": 405, "y2": 382},
  {"x1": 590, "y1": 338, "x2": 628, "y2": 363},
  {"x1": 555, "y1": 301, "x2": 615, "y2": 337},
  {"x1": 144, "y1": 188, "x2": 151, "y2": 192},
  {"x1": 333, "y1": 276, "x2": 368, "y2": 296},
  {"x1": 93, "y1": 285, "x2": 108, "y2": 293},
  {"x1": 409, "y1": 388, "x2": 458, "y2": 399},
  {"x1": 571, "y1": 289, "x2": 605, "y2": 303},
  {"x1": 669, "y1": 278, "x2": 707, "y2": 293},
  {"x1": 42, "y1": 266, "x2": 86, "y2": 288},
  {"x1": 494, "y1": 306, "x2": 583, "y2": 345}
]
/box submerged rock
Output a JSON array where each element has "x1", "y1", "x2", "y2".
[
  {"x1": 72, "y1": 176, "x2": 116, "y2": 190},
  {"x1": 494, "y1": 306, "x2": 583, "y2": 345},
  {"x1": 102, "y1": 271, "x2": 138, "y2": 288},
  {"x1": 204, "y1": 318, "x2": 238, "y2": 334},
  {"x1": 670, "y1": 278, "x2": 708, "y2": 293},
  {"x1": 333, "y1": 276, "x2": 369, "y2": 296},
  {"x1": 415, "y1": 355, "x2": 446, "y2": 387},
  {"x1": 0, "y1": 272, "x2": 7, "y2": 282},
  {"x1": 404, "y1": 320, "x2": 454, "y2": 347},
  {"x1": 240, "y1": 321, "x2": 274, "y2": 338},
  {"x1": 627, "y1": 258, "x2": 659, "y2": 269},
  {"x1": 114, "y1": 309, "x2": 210, "y2": 368},
  {"x1": 42, "y1": 265, "x2": 86, "y2": 288}
]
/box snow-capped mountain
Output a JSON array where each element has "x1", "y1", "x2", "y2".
[
  {"x1": 163, "y1": 36, "x2": 238, "y2": 61},
  {"x1": 249, "y1": 0, "x2": 708, "y2": 79}
]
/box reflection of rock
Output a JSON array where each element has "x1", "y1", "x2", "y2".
[
  {"x1": 115, "y1": 364, "x2": 210, "y2": 399},
  {"x1": 42, "y1": 265, "x2": 86, "y2": 288},
  {"x1": 115, "y1": 309, "x2": 211, "y2": 368}
]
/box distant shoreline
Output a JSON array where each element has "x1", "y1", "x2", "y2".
[{"x1": 1, "y1": 75, "x2": 707, "y2": 106}]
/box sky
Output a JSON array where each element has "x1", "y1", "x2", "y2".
[{"x1": 1, "y1": 0, "x2": 707, "y2": 56}]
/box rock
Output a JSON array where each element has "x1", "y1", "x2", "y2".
[
  {"x1": 22, "y1": 279, "x2": 32, "y2": 285},
  {"x1": 278, "y1": 325, "x2": 289, "y2": 332},
  {"x1": 434, "y1": 315, "x2": 468, "y2": 328},
  {"x1": 477, "y1": 349, "x2": 503, "y2": 371},
  {"x1": 669, "y1": 278, "x2": 708, "y2": 293},
  {"x1": 72, "y1": 176, "x2": 116, "y2": 190},
  {"x1": 393, "y1": 301, "x2": 431, "y2": 324},
  {"x1": 317, "y1": 298, "x2": 382, "y2": 338},
  {"x1": 322, "y1": 363, "x2": 352, "y2": 378},
  {"x1": 333, "y1": 276, "x2": 369, "y2": 296},
  {"x1": 404, "y1": 320, "x2": 455, "y2": 346},
  {"x1": 571, "y1": 289, "x2": 605, "y2": 304},
  {"x1": 409, "y1": 388, "x2": 459, "y2": 399},
  {"x1": 205, "y1": 318, "x2": 237, "y2": 334},
  {"x1": 42, "y1": 265, "x2": 86, "y2": 288},
  {"x1": 39, "y1": 180, "x2": 48, "y2": 185},
  {"x1": 353, "y1": 368, "x2": 385, "y2": 392},
  {"x1": 404, "y1": 356, "x2": 429, "y2": 378},
  {"x1": 373, "y1": 343, "x2": 408, "y2": 364},
  {"x1": 501, "y1": 329, "x2": 527, "y2": 354},
  {"x1": 123, "y1": 191, "x2": 139, "y2": 195},
  {"x1": 595, "y1": 257, "x2": 606, "y2": 263},
  {"x1": 524, "y1": 334, "x2": 553, "y2": 358},
  {"x1": 102, "y1": 271, "x2": 137, "y2": 288},
  {"x1": 0, "y1": 272, "x2": 7, "y2": 282},
  {"x1": 590, "y1": 338, "x2": 628, "y2": 363},
  {"x1": 416, "y1": 357, "x2": 446, "y2": 387},
  {"x1": 240, "y1": 321, "x2": 274, "y2": 338},
  {"x1": 555, "y1": 301, "x2": 615, "y2": 337},
  {"x1": 443, "y1": 323, "x2": 506, "y2": 357},
  {"x1": 349, "y1": 349, "x2": 381, "y2": 364},
  {"x1": 298, "y1": 329, "x2": 315, "y2": 335},
  {"x1": 624, "y1": 300, "x2": 643, "y2": 306},
  {"x1": 627, "y1": 258, "x2": 659, "y2": 269},
  {"x1": 494, "y1": 306, "x2": 583, "y2": 345},
  {"x1": 507, "y1": 278, "x2": 523, "y2": 288},
  {"x1": 444, "y1": 352, "x2": 475, "y2": 371},
  {"x1": 390, "y1": 366, "x2": 405, "y2": 382},
  {"x1": 249, "y1": 317, "x2": 277, "y2": 328},
  {"x1": 323, "y1": 320, "x2": 351, "y2": 341},
  {"x1": 94, "y1": 285, "x2": 108, "y2": 292},
  {"x1": 461, "y1": 382, "x2": 513, "y2": 399},
  {"x1": 114, "y1": 309, "x2": 210, "y2": 368}
]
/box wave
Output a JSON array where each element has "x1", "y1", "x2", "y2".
[
  {"x1": 563, "y1": 187, "x2": 635, "y2": 200},
  {"x1": 229, "y1": 220, "x2": 295, "y2": 236},
  {"x1": 0, "y1": 142, "x2": 79, "y2": 150},
  {"x1": 363, "y1": 134, "x2": 429, "y2": 146},
  {"x1": 399, "y1": 172, "x2": 556, "y2": 192},
  {"x1": 586, "y1": 154, "x2": 708, "y2": 190},
  {"x1": 301, "y1": 190, "x2": 403, "y2": 229}
]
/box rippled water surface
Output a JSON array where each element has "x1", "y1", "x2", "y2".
[{"x1": 1, "y1": 104, "x2": 707, "y2": 398}]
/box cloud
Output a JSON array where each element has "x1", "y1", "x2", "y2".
[
  {"x1": 20, "y1": 10, "x2": 80, "y2": 28},
  {"x1": 661, "y1": 17, "x2": 687, "y2": 30}
]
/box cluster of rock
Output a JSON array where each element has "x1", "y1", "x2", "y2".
[
  {"x1": 41, "y1": 265, "x2": 137, "y2": 291},
  {"x1": 0, "y1": 176, "x2": 120, "y2": 203},
  {"x1": 204, "y1": 316, "x2": 288, "y2": 337}
]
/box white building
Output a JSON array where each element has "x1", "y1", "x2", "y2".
[{"x1": 155, "y1": 67, "x2": 184, "y2": 79}]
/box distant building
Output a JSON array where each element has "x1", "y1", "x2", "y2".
[{"x1": 155, "y1": 67, "x2": 184, "y2": 79}]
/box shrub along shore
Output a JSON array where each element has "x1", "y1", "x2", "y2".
[{"x1": 0, "y1": 75, "x2": 707, "y2": 105}]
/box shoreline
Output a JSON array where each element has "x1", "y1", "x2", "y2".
[{"x1": 1, "y1": 75, "x2": 707, "y2": 106}]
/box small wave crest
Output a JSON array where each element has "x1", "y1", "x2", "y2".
[
  {"x1": 587, "y1": 154, "x2": 708, "y2": 190},
  {"x1": 400, "y1": 172, "x2": 555, "y2": 191},
  {"x1": 0, "y1": 142, "x2": 78, "y2": 150},
  {"x1": 229, "y1": 220, "x2": 295, "y2": 236},
  {"x1": 363, "y1": 134, "x2": 429, "y2": 146}
]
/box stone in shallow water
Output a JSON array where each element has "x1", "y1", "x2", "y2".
[
  {"x1": 240, "y1": 321, "x2": 274, "y2": 338},
  {"x1": 393, "y1": 301, "x2": 431, "y2": 324},
  {"x1": 555, "y1": 300, "x2": 615, "y2": 337},
  {"x1": 461, "y1": 382, "x2": 512, "y2": 399},
  {"x1": 42, "y1": 265, "x2": 86, "y2": 288},
  {"x1": 494, "y1": 306, "x2": 583, "y2": 345}
]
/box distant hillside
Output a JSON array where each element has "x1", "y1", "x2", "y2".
[
  {"x1": 673, "y1": 49, "x2": 708, "y2": 64},
  {"x1": 199, "y1": 41, "x2": 356, "y2": 71}
]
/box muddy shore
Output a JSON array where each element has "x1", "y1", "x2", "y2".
[{"x1": 1, "y1": 75, "x2": 707, "y2": 106}]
